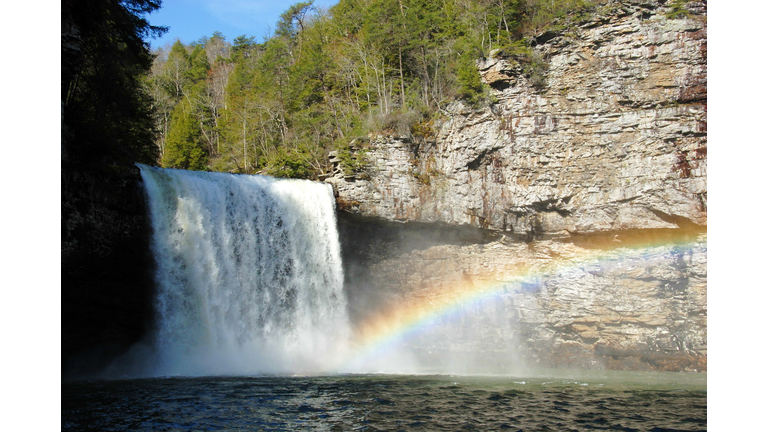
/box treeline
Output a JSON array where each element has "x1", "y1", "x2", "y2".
[
  {"x1": 147, "y1": 0, "x2": 597, "y2": 178},
  {"x1": 62, "y1": 0, "x2": 167, "y2": 168}
]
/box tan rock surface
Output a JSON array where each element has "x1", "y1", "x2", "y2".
[
  {"x1": 356, "y1": 234, "x2": 707, "y2": 371},
  {"x1": 328, "y1": 0, "x2": 706, "y2": 237},
  {"x1": 333, "y1": 0, "x2": 707, "y2": 372}
]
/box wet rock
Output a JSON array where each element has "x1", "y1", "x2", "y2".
[
  {"x1": 355, "y1": 233, "x2": 707, "y2": 372},
  {"x1": 328, "y1": 2, "x2": 707, "y2": 372},
  {"x1": 61, "y1": 164, "x2": 155, "y2": 378}
]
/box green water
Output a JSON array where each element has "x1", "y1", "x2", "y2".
[{"x1": 62, "y1": 370, "x2": 706, "y2": 431}]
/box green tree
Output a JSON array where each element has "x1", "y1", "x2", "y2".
[
  {"x1": 162, "y1": 101, "x2": 208, "y2": 170},
  {"x1": 362, "y1": 0, "x2": 411, "y2": 107},
  {"x1": 185, "y1": 44, "x2": 210, "y2": 90},
  {"x1": 62, "y1": 0, "x2": 166, "y2": 166},
  {"x1": 456, "y1": 51, "x2": 484, "y2": 104},
  {"x1": 164, "y1": 40, "x2": 190, "y2": 100},
  {"x1": 231, "y1": 35, "x2": 258, "y2": 61},
  {"x1": 135, "y1": 0, "x2": 597, "y2": 178},
  {"x1": 276, "y1": 1, "x2": 315, "y2": 38},
  {"x1": 154, "y1": 40, "x2": 219, "y2": 166}
]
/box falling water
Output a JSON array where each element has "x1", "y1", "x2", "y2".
[{"x1": 138, "y1": 165, "x2": 350, "y2": 376}]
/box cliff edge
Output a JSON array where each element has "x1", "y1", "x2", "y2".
[{"x1": 330, "y1": 0, "x2": 707, "y2": 372}]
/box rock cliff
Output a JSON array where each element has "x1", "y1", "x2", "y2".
[
  {"x1": 342, "y1": 231, "x2": 707, "y2": 372},
  {"x1": 61, "y1": 164, "x2": 155, "y2": 378},
  {"x1": 328, "y1": 1, "x2": 706, "y2": 236},
  {"x1": 330, "y1": 0, "x2": 707, "y2": 371}
]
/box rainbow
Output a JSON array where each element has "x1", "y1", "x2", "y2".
[{"x1": 337, "y1": 230, "x2": 706, "y2": 372}]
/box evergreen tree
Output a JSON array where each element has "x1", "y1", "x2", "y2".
[
  {"x1": 276, "y1": 1, "x2": 315, "y2": 38},
  {"x1": 164, "y1": 40, "x2": 190, "y2": 100},
  {"x1": 62, "y1": 0, "x2": 167, "y2": 166},
  {"x1": 162, "y1": 101, "x2": 208, "y2": 170},
  {"x1": 456, "y1": 51, "x2": 484, "y2": 104},
  {"x1": 185, "y1": 44, "x2": 210, "y2": 89},
  {"x1": 140, "y1": 0, "x2": 595, "y2": 178},
  {"x1": 231, "y1": 35, "x2": 258, "y2": 61}
]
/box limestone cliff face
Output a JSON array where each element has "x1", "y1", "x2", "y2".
[
  {"x1": 327, "y1": 0, "x2": 706, "y2": 238},
  {"x1": 349, "y1": 233, "x2": 707, "y2": 372},
  {"x1": 330, "y1": 0, "x2": 707, "y2": 372}
]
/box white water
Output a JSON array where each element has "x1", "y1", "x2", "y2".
[{"x1": 138, "y1": 165, "x2": 350, "y2": 376}]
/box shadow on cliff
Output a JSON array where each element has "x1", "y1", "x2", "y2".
[
  {"x1": 61, "y1": 163, "x2": 156, "y2": 380},
  {"x1": 336, "y1": 212, "x2": 499, "y2": 328}
]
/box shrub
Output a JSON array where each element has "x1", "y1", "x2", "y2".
[
  {"x1": 264, "y1": 147, "x2": 313, "y2": 179},
  {"x1": 523, "y1": 50, "x2": 548, "y2": 90},
  {"x1": 334, "y1": 139, "x2": 370, "y2": 177},
  {"x1": 666, "y1": 0, "x2": 690, "y2": 19}
]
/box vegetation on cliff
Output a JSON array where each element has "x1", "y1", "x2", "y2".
[
  {"x1": 62, "y1": 0, "x2": 698, "y2": 178},
  {"x1": 146, "y1": 0, "x2": 604, "y2": 178}
]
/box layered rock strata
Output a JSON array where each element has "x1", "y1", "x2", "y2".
[
  {"x1": 350, "y1": 231, "x2": 706, "y2": 372},
  {"x1": 327, "y1": 0, "x2": 706, "y2": 238},
  {"x1": 330, "y1": 0, "x2": 707, "y2": 372}
]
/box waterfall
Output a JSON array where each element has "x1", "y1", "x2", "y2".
[{"x1": 138, "y1": 165, "x2": 350, "y2": 376}]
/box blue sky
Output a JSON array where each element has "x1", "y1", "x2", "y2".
[{"x1": 147, "y1": 0, "x2": 340, "y2": 50}]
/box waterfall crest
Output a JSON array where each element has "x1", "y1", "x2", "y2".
[{"x1": 138, "y1": 165, "x2": 350, "y2": 376}]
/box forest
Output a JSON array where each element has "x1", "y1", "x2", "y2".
[{"x1": 63, "y1": 0, "x2": 605, "y2": 178}]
